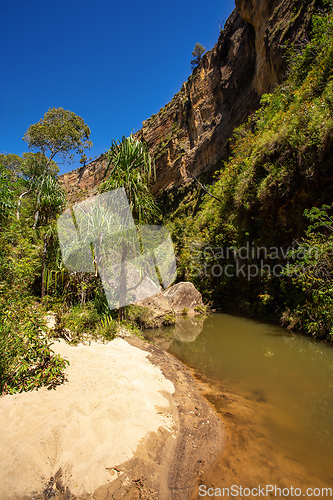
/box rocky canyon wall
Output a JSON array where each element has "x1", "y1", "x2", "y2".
[{"x1": 60, "y1": 0, "x2": 318, "y2": 201}]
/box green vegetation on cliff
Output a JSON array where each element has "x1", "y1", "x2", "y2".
[{"x1": 168, "y1": 8, "x2": 333, "y2": 339}]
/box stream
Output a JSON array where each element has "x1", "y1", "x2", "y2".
[{"x1": 144, "y1": 313, "x2": 333, "y2": 492}]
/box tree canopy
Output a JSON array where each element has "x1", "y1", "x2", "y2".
[
  {"x1": 23, "y1": 107, "x2": 92, "y2": 174},
  {"x1": 191, "y1": 43, "x2": 206, "y2": 70}
]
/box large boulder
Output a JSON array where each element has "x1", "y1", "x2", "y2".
[
  {"x1": 133, "y1": 292, "x2": 175, "y2": 329},
  {"x1": 163, "y1": 282, "x2": 204, "y2": 315},
  {"x1": 133, "y1": 282, "x2": 204, "y2": 328}
]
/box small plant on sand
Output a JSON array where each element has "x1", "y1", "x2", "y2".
[
  {"x1": 120, "y1": 320, "x2": 143, "y2": 339},
  {"x1": 99, "y1": 316, "x2": 117, "y2": 341},
  {"x1": 62, "y1": 303, "x2": 100, "y2": 338}
]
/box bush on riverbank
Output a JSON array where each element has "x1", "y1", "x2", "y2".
[{"x1": 0, "y1": 291, "x2": 69, "y2": 395}]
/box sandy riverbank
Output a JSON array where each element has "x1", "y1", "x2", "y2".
[{"x1": 0, "y1": 337, "x2": 224, "y2": 499}]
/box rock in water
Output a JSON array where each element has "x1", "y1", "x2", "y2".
[
  {"x1": 163, "y1": 282, "x2": 204, "y2": 315},
  {"x1": 134, "y1": 292, "x2": 175, "y2": 328}
]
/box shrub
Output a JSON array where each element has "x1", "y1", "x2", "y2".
[
  {"x1": 194, "y1": 305, "x2": 208, "y2": 314},
  {"x1": 0, "y1": 296, "x2": 69, "y2": 395},
  {"x1": 163, "y1": 313, "x2": 176, "y2": 326},
  {"x1": 282, "y1": 203, "x2": 333, "y2": 338},
  {"x1": 62, "y1": 302, "x2": 100, "y2": 337},
  {"x1": 99, "y1": 316, "x2": 117, "y2": 341},
  {"x1": 125, "y1": 304, "x2": 155, "y2": 329}
]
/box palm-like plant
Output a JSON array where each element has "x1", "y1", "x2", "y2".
[
  {"x1": 36, "y1": 175, "x2": 66, "y2": 226},
  {"x1": 100, "y1": 135, "x2": 158, "y2": 319},
  {"x1": 34, "y1": 175, "x2": 65, "y2": 299},
  {"x1": 100, "y1": 134, "x2": 158, "y2": 223}
]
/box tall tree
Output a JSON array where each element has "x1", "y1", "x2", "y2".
[
  {"x1": 0, "y1": 154, "x2": 23, "y2": 179},
  {"x1": 22, "y1": 107, "x2": 91, "y2": 226},
  {"x1": 79, "y1": 153, "x2": 92, "y2": 168},
  {"x1": 191, "y1": 43, "x2": 206, "y2": 70},
  {"x1": 23, "y1": 107, "x2": 92, "y2": 176}
]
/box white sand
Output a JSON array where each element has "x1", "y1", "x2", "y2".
[{"x1": 0, "y1": 338, "x2": 175, "y2": 498}]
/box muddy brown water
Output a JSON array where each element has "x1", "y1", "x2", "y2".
[{"x1": 144, "y1": 314, "x2": 333, "y2": 494}]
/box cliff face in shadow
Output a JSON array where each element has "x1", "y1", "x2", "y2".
[{"x1": 60, "y1": 0, "x2": 317, "y2": 201}]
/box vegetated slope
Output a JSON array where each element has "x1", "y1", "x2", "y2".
[
  {"x1": 60, "y1": 0, "x2": 317, "y2": 202},
  {"x1": 170, "y1": 7, "x2": 333, "y2": 339}
]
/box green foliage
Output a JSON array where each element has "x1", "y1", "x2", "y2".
[
  {"x1": 0, "y1": 292, "x2": 69, "y2": 395},
  {"x1": 22, "y1": 152, "x2": 59, "y2": 180},
  {"x1": 100, "y1": 134, "x2": 158, "y2": 223},
  {"x1": 124, "y1": 304, "x2": 176, "y2": 328},
  {"x1": 0, "y1": 154, "x2": 23, "y2": 178},
  {"x1": 162, "y1": 312, "x2": 176, "y2": 326},
  {"x1": 34, "y1": 174, "x2": 66, "y2": 226},
  {"x1": 125, "y1": 304, "x2": 154, "y2": 329},
  {"x1": 0, "y1": 194, "x2": 70, "y2": 394},
  {"x1": 59, "y1": 302, "x2": 121, "y2": 342},
  {"x1": 99, "y1": 316, "x2": 117, "y2": 341},
  {"x1": 119, "y1": 320, "x2": 143, "y2": 338},
  {"x1": 62, "y1": 302, "x2": 100, "y2": 336},
  {"x1": 0, "y1": 217, "x2": 41, "y2": 293},
  {"x1": 191, "y1": 43, "x2": 206, "y2": 70},
  {"x1": 0, "y1": 164, "x2": 15, "y2": 220},
  {"x1": 23, "y1": 107, "x2": 92, "y2": 171},
  {"x1": 79, "y1": 153, "x2": 92, "y2": 167},
  {"x1": 0, "y1": 107, "x2": 96, "y2": 393},
  {"x1": 194, "y1": 304, "x2": 208, "y2": 314},
  {"x1": 283, "y1": 203, "x2": 333, "y2": 338},
  {"x1": 181, "y1": 307, "x2": 189, "y2": 315}
]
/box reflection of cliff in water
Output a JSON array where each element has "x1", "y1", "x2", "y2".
[{"x1": 143, "y1": 315, "x2": 205, "y2": 349}]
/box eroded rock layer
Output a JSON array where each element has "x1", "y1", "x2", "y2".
[{"x1": 60, "y1": 0, "x2": 317, "y2": 201}]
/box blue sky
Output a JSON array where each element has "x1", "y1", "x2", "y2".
[{"x1": 1, "y1": 0, "x2": 236, "y2": 175}]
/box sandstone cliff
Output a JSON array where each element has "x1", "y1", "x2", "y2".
[{"x1": 60, "y1": 0, "x2": 318, "y2": 201}]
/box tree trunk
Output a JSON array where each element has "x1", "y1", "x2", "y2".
[
  {"x1": 118, "y1": 242, "x2": 128, "y2": 322},
  {"x1": 16, "y1": 190, "x2": 30, "y2": 220},
  {"x1": 41, "y1": 233, "x2": 48, "y2": 299}
]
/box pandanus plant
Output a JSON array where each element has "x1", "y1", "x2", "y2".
[
  {"x1": 34, "y1": 175, "x2": 65, "y2": 299},
  {"x1": 100, "y1": 134, "x2": 158, "y2": 320},
  {"x1": 101, "y1": 134, "x2": 158, "y2": 223}
]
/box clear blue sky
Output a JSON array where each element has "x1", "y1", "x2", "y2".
[{"x1": 1, "y1": 0, "x2": 236, "y2": 175}]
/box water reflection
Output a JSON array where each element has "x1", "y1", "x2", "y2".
[
  {"x1": 173, "y1": 316, "x2": 205, "y2": 343},
  {"x1": 143, "y1": 315, "x2": 205, "y2": 348},
  {"x1": 145, "y1": 313, "x2": 333, "y2": 482}
]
